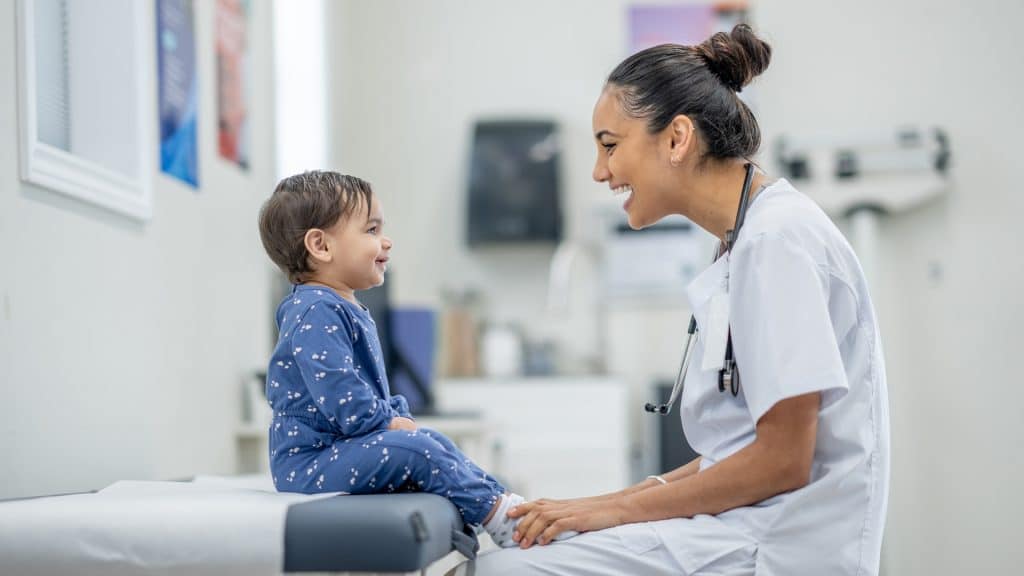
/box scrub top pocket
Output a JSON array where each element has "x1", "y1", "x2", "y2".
[
  {"x1": 613, "y1": 521, "x2": 662, "y2": 555},
  {"x1": 652, "y1": 514, "x2": 757, "y2": 575}
]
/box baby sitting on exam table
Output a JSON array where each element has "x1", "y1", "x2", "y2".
[{"x1": 258, "y1": 170, "x2": 574, "y2": 547}]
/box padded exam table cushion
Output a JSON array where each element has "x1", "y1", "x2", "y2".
[
  {"x1": 0, "y1": 476, "x2": 477, "y2": 575},
  {"x1": 285, "y1": 492, "x2": 475, "y2": 572}
]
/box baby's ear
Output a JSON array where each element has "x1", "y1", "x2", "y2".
[{"x1": 304, "y1": 228, "x2": 331, "y2": 263}]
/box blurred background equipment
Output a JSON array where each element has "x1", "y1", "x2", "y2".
[
  {"x1": 358, "y1": 272, "x2": 437, "y2": 415},
  {"x1": 775, "y1": 126, "x2": 951, "y2": 282},
  {"x1": 479, "y1": 321, "x2": 524, "y2": 378},
  {"x1": 652, "y1": 381, "x2": 701, "y2": 471},
  {"x1": 602, "y1": 215, "x2": 705, "y2": 299},
  {"x1": 775, "y1": 127, "x2": 950, "y2": 216},
  {"x1": 466, "y1": 119, "x2": 563, "y2": 246},
  {"x1": 439, "y1": 287, "x2": 482, "y2": 379}
]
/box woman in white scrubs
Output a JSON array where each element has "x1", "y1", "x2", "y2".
[{"x1": 474, "y1": 24, "x2": 890, "y2": 576}]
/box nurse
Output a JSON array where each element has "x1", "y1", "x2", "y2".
[{"x1": 474, "y1": 24, "x2": 890, "y2": 576}]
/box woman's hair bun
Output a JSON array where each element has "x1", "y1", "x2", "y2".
[{"x1": 696, "y1": 24, "x2": 771, "y2": 93}]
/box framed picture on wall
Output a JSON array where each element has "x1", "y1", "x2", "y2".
[
  {"x1": 15, "y1": 0, "x2": 154, "y2": 220},
  {"x1": 627, "y1": 2, "x2": 748, "y2": 54},
  {"x1": 216, "y1": 0, "x2": 250, "y2": 170},
  {"x1": 157, "y1": 0, "x2": 200, "y2": 188}
]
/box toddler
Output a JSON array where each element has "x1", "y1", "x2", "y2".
[{"x1": 257, "y1": 171, "x2": 572, "y2": 547}]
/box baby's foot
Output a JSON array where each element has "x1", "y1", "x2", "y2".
[
  {"x1": 482, "y1": 493, "x2": 523, "y2": 547},
  {"x1": 483, "y1": 493, "x2": 578, "y2": 548}
]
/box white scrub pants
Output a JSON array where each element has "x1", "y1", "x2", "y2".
[{"x1": 469, "y1": 522, "x2": 755, "y2": 576}]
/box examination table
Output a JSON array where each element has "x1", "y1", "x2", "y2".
[{"x1": 0, "y1": 474, "x2": 478, "y2": 575}]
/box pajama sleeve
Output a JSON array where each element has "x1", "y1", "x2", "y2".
[
  {"x1": 388, "y1": 394, "x2": 413, "y2": 419},
  {"x1": 291, "y1": 304, "x2": 398, "y2": 437}
]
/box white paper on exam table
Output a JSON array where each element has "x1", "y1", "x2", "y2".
[{"x1": 0, "y1": 476, "x2": 338, "y2": 576}]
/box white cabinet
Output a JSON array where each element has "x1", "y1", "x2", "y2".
[{"x1": 435, "y1": 377, "x2": 630, "y2": 501}]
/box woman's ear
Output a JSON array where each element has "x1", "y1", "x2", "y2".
[
  {"x1": 304, "y1": 229, "x2": 332, "y2": 263},
  {"x1": 668, "y1": 114, "x2": 695, "y2": 166}
]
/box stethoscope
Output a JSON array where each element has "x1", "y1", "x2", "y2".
[{"x1": 645, "y1": 162, "x2": 757, "y2": 415}]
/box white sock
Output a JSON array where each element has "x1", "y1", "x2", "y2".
[
  {"x1": 483, "y1": 493, "x2": 523, "y2": 547},
  {"x1": 482, "y1": 493, "x2": 578, "y2": 548}
]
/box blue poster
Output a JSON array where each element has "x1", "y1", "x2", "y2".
[{"x1": 157, "y1": 0, "x2": 199, "y2": 188}]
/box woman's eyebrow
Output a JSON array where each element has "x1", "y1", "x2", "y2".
[{"x1": 595, "y1": 129, "x2": 620, "y2": 140}]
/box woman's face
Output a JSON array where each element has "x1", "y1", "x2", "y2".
[{"x1": 591, "y1": 88, "x2": 677, "y2": 229}]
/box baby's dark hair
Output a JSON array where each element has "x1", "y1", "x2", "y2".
[{"x1": 258, "y1": 171, "x2": 374, "y2": 284}]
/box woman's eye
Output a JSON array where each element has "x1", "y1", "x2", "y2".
[
  {"x1": 367, "y1": 226, "x2": 378, "y2": 234},
  {"x1": 602, "y1": 143, "x2": 616, "y2": 154}
]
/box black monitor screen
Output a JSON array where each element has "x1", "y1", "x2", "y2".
[{"x1": 467, "y1": 120, "x2": 562, "y2": 246}]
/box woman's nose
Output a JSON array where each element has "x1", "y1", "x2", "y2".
[{"x1": 593, "y1": 158, "x2": 610, "y2": 183}]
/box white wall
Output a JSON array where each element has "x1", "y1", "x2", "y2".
[
  {"x1": 327, "y1": 1, "x2": 1021, "y2": 574},
  {"x1": 0, "y1": 0, "x2": 278, "y2": 498}
]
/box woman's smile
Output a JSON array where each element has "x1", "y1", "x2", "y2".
[{"x1": 612, "y1": 184, "x2": 634, "y2": 211}]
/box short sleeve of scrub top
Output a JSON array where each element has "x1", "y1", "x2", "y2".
[{"x1": 729, "y1": 231, "x2": 851, "y2": 423}]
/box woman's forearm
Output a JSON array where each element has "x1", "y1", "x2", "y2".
[
  {"x1": 662, "y1": 455, "x2": 702, "y2": 482},
  {"x1": 618, "y1": 393, "x2": 820, "y2": 524},
  {"x1": 508, "y1": 443, "x2": 796, "y2": 549},
  {"x1": 577, "y1": 456, "x2": 704, "y2": 504},
  {"x1": 619, "y1": 440, "x2": 800, "y2": 524}
]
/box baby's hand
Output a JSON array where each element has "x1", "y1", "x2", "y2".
[{"x1": 388, "y1": 416, "x2": 418, "y2": 431}]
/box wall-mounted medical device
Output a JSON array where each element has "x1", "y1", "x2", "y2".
[
  {"x1": 601, "y1": 215, "x2": 707, "y2": 299},
  {"x1": 466, "y1": 119, "x2": 563, "y2": 246},
  {"x1": 775, "y1": 126, "x2": 951, "y2": 217},
  {"x1": 551, "y1": 191, "x2": 712, "y2": 304},
  {"x1": 775, "y1": 126, "x2": 952, "y2": 282}
]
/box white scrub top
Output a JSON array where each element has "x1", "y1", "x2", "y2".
[{"x1": 671, "y1": 178, "x2": 891, "y2": 575}]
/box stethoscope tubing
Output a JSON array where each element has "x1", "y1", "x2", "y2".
[{"x1": 645, "y1": 163, "x2": 756, "y2": 415}]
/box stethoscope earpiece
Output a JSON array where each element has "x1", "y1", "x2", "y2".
[{"x1": 643, "y1": 402, "x2": 672, "y2": 415}]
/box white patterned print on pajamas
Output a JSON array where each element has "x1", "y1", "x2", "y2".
[{"x1": 266, "y1": 285, "x2": 504, "y2": 525}]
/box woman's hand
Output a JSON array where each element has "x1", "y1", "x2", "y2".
[
  {"x1": 387, "y1": 416, "x2": 417, "y2": 431},
  {"x1": 508, "y1": 496, "x2": 627, "y2": 548}
]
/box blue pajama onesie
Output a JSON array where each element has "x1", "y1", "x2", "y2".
[{"x1": 266, "y1": 285, "x2": 505, "y2": 525}]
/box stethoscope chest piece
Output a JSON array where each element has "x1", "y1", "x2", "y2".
[{"x1": 718, "y1": 362, "x2": 740, "y2": 396}]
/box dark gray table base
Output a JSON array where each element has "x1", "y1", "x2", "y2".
[{"x1": 284, "y1": 493, "x2": 478, "y2": 573}]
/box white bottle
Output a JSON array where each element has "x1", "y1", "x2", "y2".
[{"x1": 481, "y1": 323, "x2": 523, "y2": 378}]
